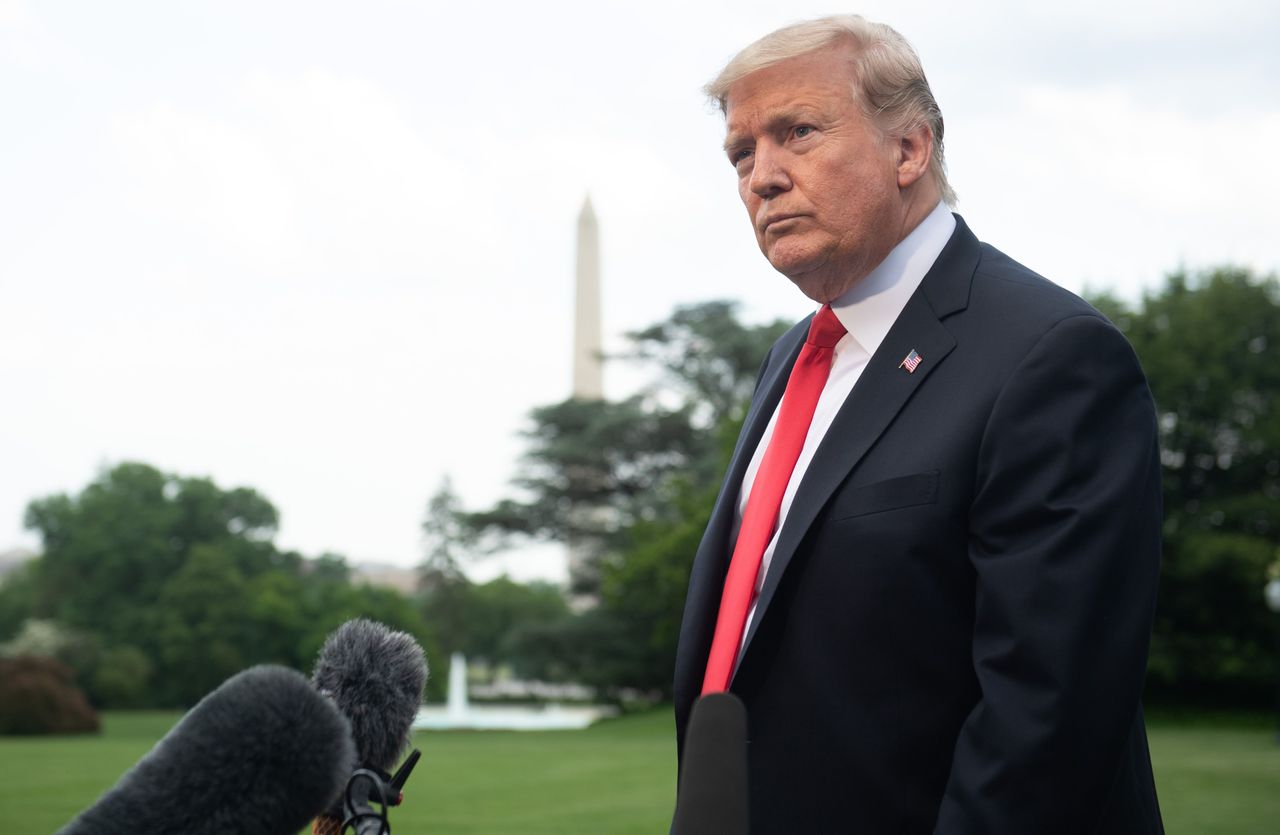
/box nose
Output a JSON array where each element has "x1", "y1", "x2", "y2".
[{"x1": 747, "y1": 142, "x2": 791, "y2": 200}]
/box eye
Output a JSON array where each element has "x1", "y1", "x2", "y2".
[
  {"x1": 729, "y1": 148, "x2": 753, "y2": 168},
  {"x1": 792, "y1": 125, "x2": 815, "y2": 140}
]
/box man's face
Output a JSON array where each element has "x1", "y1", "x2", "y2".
[{"x1": 723, "y1": 45, "x2": 907, "y2": 303}]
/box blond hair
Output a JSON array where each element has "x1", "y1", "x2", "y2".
[{"x1": 706, "y1": 15, "x2": 956, "y2": 206}]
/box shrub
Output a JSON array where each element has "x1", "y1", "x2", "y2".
[{"x1": 0, "y1": 656, "x2": 100, "y2": 735}]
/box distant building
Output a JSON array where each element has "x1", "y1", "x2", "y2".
[
  {"x1": 350, "y1": 561, "x2": 420, "y2": 594},
  {"x1": 0, "y1": 547, "x2": 37, "y2": 583}
]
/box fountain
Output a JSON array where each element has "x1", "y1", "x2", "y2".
[
  {"x1": 413, "y1": 652, "x2": 616, "y2": 731},
  {"x1": 447, "y1": 650, "x2": 469, "y2": 722}
]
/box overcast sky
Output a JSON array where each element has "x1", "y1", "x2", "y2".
[{"x1": 3, "y1": 0, "x2": 1277, "y2": 582}]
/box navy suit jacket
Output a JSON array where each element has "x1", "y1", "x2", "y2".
[{"x1": 673, "y1": 217, "x2": 1164, "y2": 834}]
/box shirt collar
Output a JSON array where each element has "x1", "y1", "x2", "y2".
[{"x1": 827, "y1": 201, "x2": 956, "y2": 359}]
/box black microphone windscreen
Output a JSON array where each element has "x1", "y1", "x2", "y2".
[
  {"x1": 57, "y1": 665, "x2": 355, "y2": 835},
  {"x1": 671, "y1": 692, "x2": 749, "y2": 835},
  {"x1": 311, "y1": 618, "x2": 428, "y2": 771}
]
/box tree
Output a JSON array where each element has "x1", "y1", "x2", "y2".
[
  {"x1": 420, "y1": 476, "x2": 470, "y2": 585},
  {"x1": 0, "y1": 559, "x2": 38, "y2": 641},
  {"x1": 284, "y1": 553, "x2": 432, "y2": 683},
  {"x1": 418, "y1": 476, "x2": 473, "y2": 661},
  {"x1": 152, "y1": 543, "x2": 251, "y2": 705},
  {"x1": 466, "y1": 398, "x2": 702, "y2": 552},
  {"x1": 626, "y1": 299, "x2": 789, "y2": 429},
  {"x1": 463, "y1": 577, "x2": 570, "y2": 669},
  {"x1": 462, "y1": 301, "x2": 788, "y2": 692},
  {"x1": 466, "y1": 301, "x2": 788, "y2": 599},
  {"x1": 89, "y1": 645, "x2": 153, "y2": 709},
  {"x1": 1092, "y1": 267, "x2": 1280, "y2": 704},
  {"x1": 594, "y1": 480, "x2": 719, "y2": 696},
  {"x1": 20, "y1": 463, "x2": 434, "y2": 708},
  {"x1": 24, "y1": 462, "x2": 279, "y2": 646}
]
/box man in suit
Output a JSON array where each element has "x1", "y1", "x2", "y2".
[{"x1": 672, "y1": 15, "x2": 1164, "y2": 834}]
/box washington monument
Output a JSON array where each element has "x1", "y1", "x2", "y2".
[
  {"x1": 572, "y1": 195, "x2": 603, "y2": 400},
  {"x1": 568, "y1": 195, "x2": 603, "y2": 599}
]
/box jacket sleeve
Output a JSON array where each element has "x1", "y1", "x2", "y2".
[{"x1": 932, "y1": 313, "x2": 1162, "y2": 834}]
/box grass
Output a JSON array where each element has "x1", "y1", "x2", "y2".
[
  {"x1": 0, "y1": 709, "x2": 676, "y2": 835},
  {"x1": 2, "y1": 709, "x2": 1277, "y2": 834},
  {"x1": 0, "y1": 712, "x2": 186, "y2": 834},
  {"x1": 1146, "y1": 713, "x2": 1280, "y2": 835}
]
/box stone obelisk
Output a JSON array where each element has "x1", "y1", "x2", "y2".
[
  {"x1": 572, "y1": 195, "x2": 603, "y2": 400},
  {"x1": 568, "y1": 196, "x2": 602, "y2": 604}
]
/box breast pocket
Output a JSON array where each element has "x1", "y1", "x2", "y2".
[{"x1": 829, "y1": 471, "x2": 940, "y2": 520}]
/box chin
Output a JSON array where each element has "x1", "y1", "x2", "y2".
[
  {"x1": 775, "y1": 271, "x2": 832, "y2": 303},
  {"x1": 767, "y1": 256, "x2": 833, "y2": 302},
  {"x1": 790, "y1": 280, "x2": 838, "y2": 303},
  {"x1": 766, "y1": 236, "x2": 834, "y2": 276},
  {"x1": 766, "y1": 250, "x2": 819, "y2": 282}
]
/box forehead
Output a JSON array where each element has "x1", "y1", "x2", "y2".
[{"x1": 723, "y1": 45, "x2": 859, "y2": 130}]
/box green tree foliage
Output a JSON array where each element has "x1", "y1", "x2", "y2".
[
  {"x1": 627, "y1": 300, "x2": 789, "y2": 428},
  {"x1": 416, "y1": 478, "x2": 574, "y2": 694},
  {"x1": 24, "y1": 462, "x2": 280, "y2": 647},
  {"x1": 464, "y1": 577, "x2": 571, "y2": 670},
  {"x1": 152, "y1": 544, "x2": 252, "y2": 704},
  {"x1": 593, "y1": 481, "x2": 720, "y2": 695},
  {"x1": 88, "y1": 645, "x2": 152, "y2": 708},
  {"x1": 419, "y1": 476, "x2": 473, "y2": 661},
  {"x1": 0, "y1": 560, "x2": 38, "y2": 639},
  {"x1": 469, "y1": 277, "x2": 1279, "y2": 706},
  {"x1": 465, "y1": 397, "x2": 704, "y2": 566},
  {"x1": 464, "y1": 301, "x2": 788, "y2": 694},
  {"x1": 467, "y1": 302, "x2": 787, "y2": 579},
  {"x1": 1094, "y1": 267, "x2": 1280, "y2": 704},
  {"x1": 16, "y1": 463, "x2": 430, "y2": 708}
]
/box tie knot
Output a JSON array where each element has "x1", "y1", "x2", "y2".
[{"x1": 806, "y1": 305, "x2": 846, "y2": 349}]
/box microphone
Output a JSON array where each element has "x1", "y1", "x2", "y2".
[
  {"x1": 670, "y1": 692, "x2": 750, "y2": 835},
  {"x1": 310, "y1": 619, "x2": 428, "y2": 835},
  {"x1": 56, "y1": 664, "x2": 356, "y2": 835}
]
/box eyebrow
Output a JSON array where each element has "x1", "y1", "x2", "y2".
[{"x1": 723, "y1": 106, "x2": 822, "y2": 153}]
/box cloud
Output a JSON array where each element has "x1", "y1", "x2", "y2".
[
  {"x1": 5, "y1": 0, "x2": 1278, "y2": 577},
  {"x1": 1013, "y1": 84, "x2": 1274, "y2": 216},
  {"x1": 0, "y1": 0, "x2": 80, "y2": 72},
  {"x1": 0, "y1": 0, "x2": 26, "y2": 27},
  {"x1": 114, "y1": 103, "x2": 301, "y2": 271},
  {"x1": 949, "y1": 80, "x2": 1280, "y2": 295},
  {"x1": 111, "y1": 68, "x2": 503, "y2": 287}
]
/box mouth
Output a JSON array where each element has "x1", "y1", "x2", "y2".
[{"x1": 760, "y1": 213, "x2": 804, "y2": 233}]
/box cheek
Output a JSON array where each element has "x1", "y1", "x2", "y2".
[
  {"x1": 740, "y1": 190, "x2": 764, "y2": 234},
  {"x1": 822, "y1": 174, "x2": 889, "y2": 230}
]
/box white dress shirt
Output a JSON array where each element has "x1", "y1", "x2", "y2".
[{"x1": 732, "y1": 201, "x2": 956, "y2": 660}]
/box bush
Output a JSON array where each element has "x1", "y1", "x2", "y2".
[{"x1": 0, "y1": 656, "x2": 100, "y2": 735}]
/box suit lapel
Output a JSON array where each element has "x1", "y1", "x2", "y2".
[
  {"x1": 673, "y1": 322, "x2": 807, "y2": 703},
  {"x1": 736, "y1": 216, "x2": 981, "y2": 667}
]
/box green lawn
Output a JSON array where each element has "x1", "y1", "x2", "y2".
[
  {"x1": 2, "y1": 709, "x2": 1276, "y2": 834},
  {"x1": 1146, "y1": 713, "x2": 1280, "y2": 835}
]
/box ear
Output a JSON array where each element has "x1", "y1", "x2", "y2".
[{"x1": 896, "y1": 123, "x2": 933, "y2": 189}]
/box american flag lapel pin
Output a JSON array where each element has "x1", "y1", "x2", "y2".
[{"x1": 899, "y1": 349, "x2": 923, "y2": 373}]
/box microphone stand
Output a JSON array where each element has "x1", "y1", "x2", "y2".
[{"x1": 336, "y1": 750, "x2": 422, "y2": 835}]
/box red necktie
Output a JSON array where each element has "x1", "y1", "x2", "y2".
[{"x1": 702, "y1": 305, "x2": 847, "y2": 694}]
